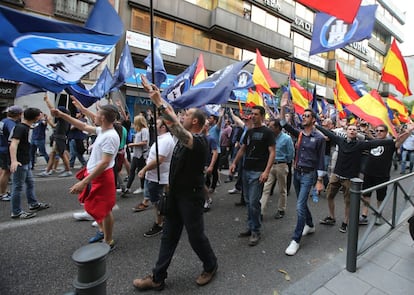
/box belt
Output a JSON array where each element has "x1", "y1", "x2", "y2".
[
  {"x1": 273, "y1": 160, "x2": 286, "y2": 164},
  {"x1": 295, "y1": 166, "x2": 314, "y2": 173}
]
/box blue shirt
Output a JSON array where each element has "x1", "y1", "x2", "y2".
[
  {"x1": 0, "y1": 117, "x2": 17, "y2": 153},
  {"x1": 209, "y1": 124, "x2": 221, "y2": 153},
  {"x1": 275, "y1": 131, "x2": 294, "y2": 163}
]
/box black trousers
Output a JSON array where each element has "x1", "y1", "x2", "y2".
[{"x1": 152, "y1": 192, "x2": 217, "y2": 282}]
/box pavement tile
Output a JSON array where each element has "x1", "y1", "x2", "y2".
[
  {"x1": 354, "y1": 260, "x2": 414, "y2": 295},
  {"x1": 312, "y1": 287, "x2": 336, "y2": 295},
  {"x1": 324, "y1": 270, "x2": 372, "y2": 295},
  {"x1": 363, "y1": 247, "x2": 400, "y2": 270},
  {"x1": 390, "y1": 257, "x2": 414, "y2": 283},
  {"x1": 365, "y1": 287, "x2": 389, "y2": 295}
]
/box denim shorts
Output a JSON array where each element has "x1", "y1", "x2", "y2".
[{"x1": 144, "y1": 179, "x2": 165, "y2": 203}]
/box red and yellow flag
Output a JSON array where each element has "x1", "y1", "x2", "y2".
[
  {"x1": 192, "y1": 53, "x2": 208, "y2": 86},
  {"x1": 333, "y1": 88, "x2": 347, "y2": 119},
  {"x1": 386, "y1": 95, "x2": 409, "y2": 122},
  {"x1": 336, "y1": 62, "x2": 360, "y2": 106},
  {"x1": 346, "y1": 90, "x2": 397, "y2": 137},
  {"x1": 382, "y1": 39, "x2": 412, "y2": 96},
  {"x1": 246, "y1": 89, "x2": 263, "y2": 107},
  {"x1": 296, "y1": 0, "x2": 362, "y2": 23},
  {"x1": 290, "y1": 79, "x2": 312, "y2": 115},
  {"x1": 253, "y1": 49, "x2": 279, "y2": 95}
]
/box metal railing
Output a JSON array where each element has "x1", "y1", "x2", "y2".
[{"x1": 346, "y1": 173, "x2": 414, "y2": 272}]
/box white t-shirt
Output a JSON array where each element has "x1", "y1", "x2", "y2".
[
  {"x1": 87, "y1": 127, "x2": 120, "y2": 173},
  {"x1": 132, "y1": 128, "x2": 149, "y2": 158},
  {"x1": 145, "y1": 132, "x2": 175, "y2": 184}
]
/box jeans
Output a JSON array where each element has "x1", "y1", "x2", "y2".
[
  {"x1": 242, "y1": 170, "x2": 264, "y2": 233},
  {"x1": 69, "y1": 139, "x2": 86, "y2": 168},
  {"x1": 126, "y1": 156, "x2": 146, "y2": 189},
  {"x1": 11, "y1": 164, "x2": 38, "y2": 215},
  {"x1": 30, "y1": 139, "x2": 49, "y2": 168},
  {"x1": 401, "y1": 150, "x2": 414, "y2": 173},
  {"x1": 152, "y1": 191, "x2": 217, "y2": 283},
  {"x1": 292, "y1": 169, "x2": 316, "y2": 243}
]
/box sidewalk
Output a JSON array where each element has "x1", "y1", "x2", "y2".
[{"x1": 283, "y1": 216, "x2": 414, "y2": 295}]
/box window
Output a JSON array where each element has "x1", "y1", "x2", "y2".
[
  {"x1": 293, "y1": 32, "x2": 311, "y2": 50},
  {"x1": 131, "y1": 10, "x2": 151, "y2": 34},
  {"x1": 154, "y1": 17, "x2": 174, "y2": 40},
  {"x1": 184, "y1": 0, "x2": 213, "y2": 10},
  {"x1": 217, "y1": 0, "x2": 245, "y2": 15},
  {"x1": 251, "y1": 5, "x2": 266, "y2": 27},
  {"x1": 278, "y1": 18, "x2": 291, "y2": 37},
  {"x1": 55, "y1": 0, "x2": 95, "y2": 21},
  {"x1": 269, "y1": 58, "x2": 290, "y2": 75},
  {"x1": 295, "y1": 2, "x2": 313, "y2": 23}
]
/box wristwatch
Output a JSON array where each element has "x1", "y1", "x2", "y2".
[{"x1": 157, "y1": 104, "x2": 167, "y2": 113}]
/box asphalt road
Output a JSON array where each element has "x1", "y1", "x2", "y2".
[{"x1": 0, "y1": 163, "x2": 410, "y2": 295}]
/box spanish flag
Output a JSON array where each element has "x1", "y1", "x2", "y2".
[
  {"x1": 192, "y1": 53, "x2": 208, "y2": 86},
  {"x1": 386, "y1": 95, "x2": 409, "y2": 122},
  {"x1": 333, "y1": 88, "x2": 348, "y2": 119},
  {"x1": 382, "y1": 39, "x2": 412, "y2": 96},
  {"x1": 336, "y1": 62, "x2": 360, "y2": 106},
  {"x1": 253, "y1": 49, "x2": 279, "y2": 95},
  {"x1": 346, "y1": 90, "x2": 397, "y2": 137},
  {"x1": 245, "y1": 89, "x2": 263, "y2": 107},
  {"x1": 290, "y1": 79, "x2": 312, "y2": 115}
]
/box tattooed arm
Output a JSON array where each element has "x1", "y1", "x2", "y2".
[{"x1": 141, "y1": 75, "x2": 194, "y2": 149}]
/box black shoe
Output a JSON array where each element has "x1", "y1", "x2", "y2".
[
  {"x1": 339, "y1": 222, "x2": 348, "y2": 233},
  {"x1": 234, "y1": 201, "x2": 246, "y2": 207},
  {"x1": 274, "y1": 210, "x2": 285, "y2": 219},
  {"x1": 144, "y1": 223, "x2": 163, "y2": 237},
  {"x1": 320, "y1": 216, "x2": 336, "y2": 225},
  {"x1": 238, "y1": 230, "x2": 251, "y2": 238},
  {"x1": 248, "y1": 232, "x2": 261, "y2": 246}
]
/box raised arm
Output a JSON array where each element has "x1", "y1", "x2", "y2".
[
  {"x1": 70, "y1": 95, "x2": 96, "y2": 124},
  {"x1": 141, "y1": 74, "x2": 194, "y2": 149},
  {"x1": 51, "y1": 108, "x2": 96, "y2": 134}
]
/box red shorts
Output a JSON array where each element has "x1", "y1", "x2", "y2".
[{"x1": 78, "y1": 168, "x2": 116, "y2": 223}]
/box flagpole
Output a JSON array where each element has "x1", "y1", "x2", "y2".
[{"x1": 149, "y1": 0, "x2": 161, "y2": 183}]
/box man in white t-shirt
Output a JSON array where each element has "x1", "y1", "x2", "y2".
[
  {"x1": 137, "y1": 118, "x2": 175, "y2": 237},
  {"x1": 52, "y1": 102, "x2": 120, "y2": 250}
]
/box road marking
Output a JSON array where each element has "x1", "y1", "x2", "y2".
[{"x1": 0, "y1": 211, "x2": 79, "y2": 231}]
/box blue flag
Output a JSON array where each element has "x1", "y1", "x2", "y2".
[
  {"x1": 162, "y1": 58, "x2": 197, "y2": 101},
  {"x1": 144, "y1": 38, "x2": 167, "y2": 88},
  {"x1": 0, "y1": 0, "x2": 123, "y2": 93},
  {"x1": 310, "y1": 5, "x2": 377, "y2": 56},
  {"x1": 168, "y1": 60, "x2": 250, "y2": 109},
  {"x1": 65, "y1": 66, "x2": 113, "y2": 107},
  {"x1": 110, "y1": 43, "x2": 135, "y2": 91},
  {"x1": 15, "y1": 83, "x2": 45, "y2": 98},
  {"x1": 351, "y1": 80, "x2": 368, "y2": 97}
]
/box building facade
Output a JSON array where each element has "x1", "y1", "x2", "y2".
[{"x1": 0, "y1": 0, "x2": 407, "y2": 117}]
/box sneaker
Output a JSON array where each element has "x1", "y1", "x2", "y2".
[
  {"x1": 107, "y1": 240, "x2": 116, "y2": 252},
  {"x1": 59, "y1": 171, "x2": 73, "y2": 177},
  {"x1": 120, "y1": 188, "x2": 130, "y2": 197},
  {"x1": 0, "y1": 192, "x2": 11, "y2": 201},
  {"x1": 320, "y1": 216, "x2": 336, "y2": 225},
  {"x1": 238, "y1": 229, "x2": 251, "y2": 238},
  {"x1": 208, "y1": 188, "x2": 215, "y2": 194},
  {"x1": 228, "y1": 188, "x2": 241, "y2": 194},
  {"x1": 359, "y1": 215, "x2": 368, "y2": 225},
  {"x1": 274, "y1": 210, "x2": 285, "y2": 219},
  {"x1": 339, "y1": 222, "x2": 348, "y2": 233},
  {"x1": 91, "y1": 221, "x2": 98, "y2": 227},
  {"x1": 248, "y1": 232, "x2": 261, "y2": 246},
  {"x1": 116, "y1": 188, "x2": 123, "y2": 193},
  {"x1": 38, "y1": 171, "x2": 51, "y2": 177},
  {"x1": 29, "y1": 202, "x2": 50, "y2": 211},
  {"x1": 203, "y1": 200, "x2": 211, "y2": 212},
  {"x1": 196, "y1": 263, "x2": 218, "y2": 286},
  {"x1": 302, "y1": 224, "x2": 315, "y2": 236},
  {"x1": 11, "y1": 211, "x2": 36, "y2": 219},
  {"x1": 133, "y1": 188, "x2": 143, "y2": 194},
  {"x1": 285, "y1": 240, "x2": 300, "y2": 256},
  {"x1": 89, "y1": 231, "x2": 104, "y2": 243},
  {"x1": 133, "y1": 275, "x2": 165, "y2": 291},
  {"x1": 73, "y1": 211, "x2": 94, "y2": 221},
  {"x1": 143, "y1": 223, "x2": 163, "y2": 238}
]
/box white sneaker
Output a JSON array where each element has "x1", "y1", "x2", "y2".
[
  {"x1": 73, "y1": 211, "x2": 94, "y2": 221},
  {"x1": 228, "y1": 188, "x2": 241, "y2": 194},
  {"x1": 112, "y1": 204, "x2": 119, "y2": 211},
  {"x1": 302, "y1": 225, "x2": 315, "y2": 236},
  {"x1": 59, "y1": 171, "x2": 73, "y2": 177},
  {"x1": 91, "y1": 221, "x2": 98, "y2": 227},
  {"x1": 285, "y1": 240, "x2": 300, "y2": 256},
  {"x1": 133, "y1": 188, "x2": 143, "y2": 194},
  {"x1": 116, "y1": 188, "x2": 123, "y2": 193}
]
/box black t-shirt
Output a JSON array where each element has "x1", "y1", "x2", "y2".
[
  {"x1": 169, "y1": 134, "x2": 208, "y2": 193},
  {"x1": 54, "y1": 118, "x2": 69, "y2": 140},
  {"x1": 11, "y1": 122, "x2": 30, "y2": 165},
  {"x1": 362, "y1": 143, "x2": 395, "y2": 177},
  {"x1": 242, "y1": 126, "x2": 275, "y2": 171}
]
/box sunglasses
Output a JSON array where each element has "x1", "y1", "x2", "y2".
[
  {"x1": 302, "y1": 114, "x2": 312, "y2": 118},
  {"x1": 376, "y1": 129, "x2": 386, "y2": 132}
]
